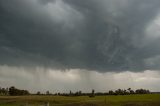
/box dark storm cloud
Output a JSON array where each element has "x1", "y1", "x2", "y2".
[{"x1": 1, "y1": 0, "x2": 160, "y2": 72}]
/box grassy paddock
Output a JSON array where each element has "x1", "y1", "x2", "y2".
[{"x1": 0, "y1": 94, "x2": 160, "y2": 106}]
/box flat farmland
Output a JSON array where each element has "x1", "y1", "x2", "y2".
[{"x1": 0, "y1": 94, "x2": 160, "y2": 106}]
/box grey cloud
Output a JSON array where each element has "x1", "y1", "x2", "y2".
[
  {"x1": 0, "y1": 65, "x2": 160, "y2": 92},
  {"x1": 1, "y1": 0, "x2": 160, "y2": 72},
  {"x1": 38, "y1": 0, "x2": 56, "y2": 4}
]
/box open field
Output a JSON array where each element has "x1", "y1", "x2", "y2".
[{"x1": 0, "y1": 94, "x2": 160, "y2": 106}]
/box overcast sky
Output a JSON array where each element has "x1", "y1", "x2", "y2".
[{"x1": 1, "y1": 0, "x2": 160, "y2": 92}]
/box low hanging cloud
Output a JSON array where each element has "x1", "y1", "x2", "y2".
[
  {"x1": 1, "y1": 0, "x2": 160, "y2": 72},
  {"x1": 1, "y1": 65, "x2": 160, "y2": 92}
]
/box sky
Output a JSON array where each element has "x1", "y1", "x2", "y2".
[{"x1": 0, "y1": 0, "x2": 160, "y2": 93}]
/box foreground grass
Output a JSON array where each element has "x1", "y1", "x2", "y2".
[{"x1": 0, "y1": 94, "x2": 160, "y2": 106}]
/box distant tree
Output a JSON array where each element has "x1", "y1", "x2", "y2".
[
  {"x1": 79, "y1": 91, "x2": 82, "y2": 96},
  {"x1": 36, "y1": 91, "x2": 41, "y2": 95},
  {"x1": 0, "y1": 87, "x2": 8, "y2": 95},
  {"x1": 9, "y1": 86, "x2": 29, "y2": 96},
  {"x1": 92, "y1": 89, "x2": 95, "y2": 95},
  {"x1": 123, "y1": 89, "x2": 128, "y2": 95},
  {"x1": 146, "y1": 90, "x2": 150, "y2": 94},
  {"x1": 89, "y1": 89, "x2": 95, "y2": 97},
  {"x1": 69, "y1": 90, "x2": 72, "y2": 96},
  {"x1": 127, "y1": 88, "x2": 131, "y2": 92},
  {"x1": 75, "y1": 91, "x2": 79, "y2": 96},
  {"x1": 135, "y1": 89, "x2": 150, "y2": 94},
  {"x1": 58, "y1": 92, "x2": 61, "y2": 96},
  {"x1": 9, "y1": 86, "x2": 16, "y2": 96},
  {"x1": 0, "y1": 87, "x2": 1, "y2": 95},
  {"x1": 109, "y1": 90, "x2": 114, "y2": 95},
  {"x1": 130, "y1": 90, "x2": 135, "y2": 94},
  {"x1": 127, "y1": 88, "x2": 134, "y2": 94},
  {"x1": 46, "y1": 91, "x2": 50, "y2": 95},
  {"x1": 115, "y1": 89, "x2": 123, "y2": 95}
]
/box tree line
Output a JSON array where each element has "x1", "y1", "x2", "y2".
[
  {"x1": 108, "y1": 88, "x2": 150, "y2": 95},
  {"x1": 0, "y1": 86, "x2": 29, "y2": 96},
  {"x1": 0, "y1": 86, "x2": 150, "y2": 96},
  {"x1": 52, "y1": 88, "x2": 150, "y2": 97}
]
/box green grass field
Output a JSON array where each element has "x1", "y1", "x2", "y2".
[{"x1": 0, "y1": 94, "x2": 160, "y2": 106}]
